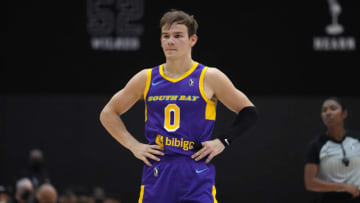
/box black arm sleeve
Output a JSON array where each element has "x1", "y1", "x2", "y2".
[{"x1": 217, "y1": 106, "x2": 258, "y2": 147}]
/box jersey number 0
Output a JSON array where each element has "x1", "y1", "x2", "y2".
[{"x1": 164, "y1": 104, "x2": 180, "y2": 132}]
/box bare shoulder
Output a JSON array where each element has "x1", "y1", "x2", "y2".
[
  {"x1": 204, "y1": 66, "x2": 253, "y2": 112},
  {"x1": 127, "y1": 68, "x2": 150, "y2": 86},
  {"x1": 117, "y1": 68, "x2": 150, "y2": 99},
  {"x1": 132, "y1": 68, "x2": 149, "y2": 82},
  {"x1": 204, "y1": 67, "x2": 225, "y2": 78},
  {"x1": 204, "y1": 67, "x2": 233, "y2": 87},
  {"x1": 105, "y1": 68, "x2": 150, "y2": 114}
]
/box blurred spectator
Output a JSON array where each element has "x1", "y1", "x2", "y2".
[
  {"x1": 72, "y1": 186, "x2": 92, "y2": 203},
  {"x1": 10, "y1": 178, "x2": 34, "y2": 203},
  {"x1": 103, "y1": 198, "x2": 119, "y2": 203},
  {"x1": 92, "y1": 187, "x2": 104, "y2": 203},
  {"x1": 59, "y1": 192, "x2": 75, "y2": 203},
  {"x1": 27, "y1": 149, "x2": 51, "y2": 189},
  {"x1": 58, "y1": 188, "x2": 77, "y2": 203},
  {"x1": 103, "y1": 193, "x2": 121, "y2": 203},
  {"x1": 77, "y1": 191, "x2": 92, "y2": 203},
  {"x1": 17, "y1": 149, "x2": 51, "y2": 190},
  {"x1": 34, "y1": 184, "x2": 57, "y2": 203},
  {"x1": 0, "y1": 185, "x2": 11, "y2": 203}
]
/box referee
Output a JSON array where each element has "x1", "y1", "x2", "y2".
[{"x1": 305, "y1": 97, "x2": 360, "y2": 203}]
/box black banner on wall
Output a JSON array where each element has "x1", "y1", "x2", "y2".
[
  {"x1": 87, "y1": 0, "x2": 144, "y2": 51},
  {"x1": 4, "y1": 0, "x2": 360, "y2": 95},
  {"x1": 313, "y1": 0, "x2": 357, "y2": 51}
]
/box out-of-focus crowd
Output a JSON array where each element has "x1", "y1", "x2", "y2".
[{"x1": 1, "y1": 149, "x2": 121, "y2": 203}]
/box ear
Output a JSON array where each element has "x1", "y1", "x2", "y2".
[{"x1": 190, "y1": 34, "x2": 198, "y2": 47}]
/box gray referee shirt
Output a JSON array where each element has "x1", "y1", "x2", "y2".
[{"x1": 305, "y1": 130, "x2": 360, "y2": 189}]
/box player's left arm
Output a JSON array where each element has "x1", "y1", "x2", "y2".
[{"x1": 191, "y1": 67, "x2": 258, "y2": 163}]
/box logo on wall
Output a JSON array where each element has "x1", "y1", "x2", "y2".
[
  {"x1": 313, "y1": 0, "x2": 356, "y2": 51},
  {"x1": 87, "y1": 0, "x2": 144, "y2": 51}
]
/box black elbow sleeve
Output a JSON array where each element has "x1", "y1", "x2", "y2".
[{"x1": 217, "y1": 106, "x2": 258, "y2": 147}]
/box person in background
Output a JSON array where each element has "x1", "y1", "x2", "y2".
[
  {"x1": 10, "y1": 178, "x2": 34, "y2": 203},
  {"x1": 17, "y1": 149, "x2": 51, "y2": 190},
  {"x1": 305, "y1": 97, "x2": 360, "y2": 203},
  {"x1": 92, "y1": 187, "x2": 104, "y2": 203},
  {"x1": 34, "y1": 184, "x2": 57, "y2": 203},
  {"x1": 58, "y1": 188, "x2": 77, "y2": 203},
  {"x1": 0, "y1": 185, "x2": 11, "y2": 203}
]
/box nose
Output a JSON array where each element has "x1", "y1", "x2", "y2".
[
  {"x1": 324, "y1": 111, "x2": 332, "y2": 117},
  {"x1": 167, "y1": 37, "x2": 175, "y2": 45}
]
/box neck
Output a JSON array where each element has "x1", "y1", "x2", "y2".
[
  {"x1": 327, "y1": 125, "x2": 345, "y2": 141},
  {"x1": 164, "y1": 58, "x2": 194, "y2": 77}
]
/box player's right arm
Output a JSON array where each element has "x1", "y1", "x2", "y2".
[
  {"x1": 100, "y1": 69, "x2": 164, "y2": 167},
  {"x1": 304, "y1": 163, "x2": 360, "y2": 197}
]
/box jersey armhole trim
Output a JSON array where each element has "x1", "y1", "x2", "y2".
[
  {"x1": 144, "y1": 68, "x2": 152, "y2": 100},
  {"x1": 144, "y1": 69, "x2": 152, "y2": 122},
  {"x1": 199, "y1": 67, "x2": 216, "y2": 120},
  {"x1": 199, "y1": 67, "x2": 215, "y2": 104}
]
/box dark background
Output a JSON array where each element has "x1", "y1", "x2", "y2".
[{"x1": 2, "y1": 0, "x2": 360, "y2": 202}]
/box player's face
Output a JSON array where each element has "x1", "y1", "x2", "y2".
[
  {"x1": 321, "y1": 99, "x2": 347, "y2": 127},
  {"x1": 161, "y1": 23, "x2": 197, "y2": 60}
]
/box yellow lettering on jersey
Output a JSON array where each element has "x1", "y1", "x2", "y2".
[
  {"x1": 188, "y1": 141, "x2": 194, "y2": 150},
  {"x1": 164, "y1": 136, "x2": 194, "y2": 151},
  {"x1": 179, "y1": 95, "x2": 186, "y2": 101},
  {"x1": 164, "y1": 104, "x2": 180, "y2": 132},
  {"x1": 166, "y1": 137, "x2": 172, "y2": 146},
  {"x1": 183, "y1": 141, "x2": 189, "y2": 150},
  {"x1": 165, "y1": 96, "x2": 172, "y2": 101},
  {"x1": 171, "y1": 96, "x2": 178, "y2": 101},
  {"x1": 148, "y1": 95, "x2": 200, "y2": 102},
  {"x1": 192, "y1": 96, "x2": 200, "y2": 101},
  {"x1": 174, "y1": 138, "x2": 181, "y2": 147},
  {"x1": 155, "y1": 134, "x2": 164, "y2": 148}
]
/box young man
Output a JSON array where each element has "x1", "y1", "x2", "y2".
[{"x1": 100, "y1": 9, "x2": 258, "y2": 203}]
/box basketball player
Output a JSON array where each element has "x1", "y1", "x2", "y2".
[{"x1": 100, "y1": 9, "x2": 258, "y2": 203}]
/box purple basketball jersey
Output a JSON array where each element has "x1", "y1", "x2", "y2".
[
  {"x1": 144, "y1": 62, "x2": 216, "y2": 156},
  {"x1": 139, "y1": 62, "x2": 218, "y2": 203}
]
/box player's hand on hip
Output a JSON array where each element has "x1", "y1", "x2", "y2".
[
  {"x1": 344, "y1": 184, "x2": 360, "y2": 198},
  {"x1": 191, "y1": 139, "x2": 225, "y2": 164},
  {"x1": 350, "y1": 186, "x2": 360, "y2": 198},
  {"x1": 132, "y1": 143, "x2": 164, "y2": 167}
]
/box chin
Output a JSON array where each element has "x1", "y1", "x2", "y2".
[{"x1": 165, "y1": 55, "x2": 179, "y2": 60}]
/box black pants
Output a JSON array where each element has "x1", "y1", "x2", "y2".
[{"x1": 320, "y1": 192, "x2": 360, "y2": 203}]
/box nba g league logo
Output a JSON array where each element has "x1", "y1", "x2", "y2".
[
  {"x1": 313, "y1": 0, "x2": 356, "y2": 51},
  {"x1": 87, "y1": 0, "x2": 144, "y2": 51}
]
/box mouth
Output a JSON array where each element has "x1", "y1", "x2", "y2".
[{"x1": 323, "y1": 116, "x2": 334, "y2": 124}]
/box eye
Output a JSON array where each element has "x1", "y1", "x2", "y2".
[
  {"x1": 330, "y1": 105, "x2": 338, "y2": 111},
  {"x1": 322, "y1": 107, "x2": 327, "y2": 113}
]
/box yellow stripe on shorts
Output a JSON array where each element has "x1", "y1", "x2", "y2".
[
  {"x1": 212, "y1": 185, "x2": 218, "y2": 203},
  {"x1": 138, "y1": 185, "x2": 145, "y2": 203}
]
